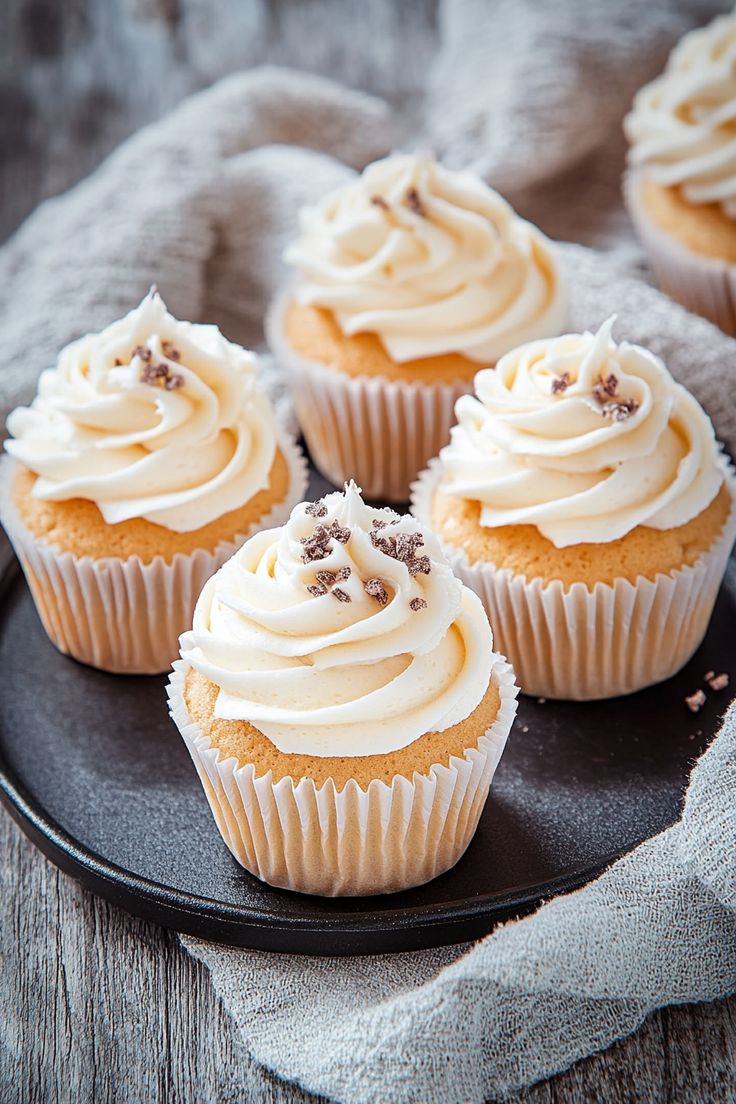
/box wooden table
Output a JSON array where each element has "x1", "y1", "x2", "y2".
[{"x1": 2, "y1": 1, "x2": 735, "y2": 1099}]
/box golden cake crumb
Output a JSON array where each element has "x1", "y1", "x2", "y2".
[
  {"x1": 431, "y1": 480, "x2": 732, "y2": 589},
  {"x1": 282, "y1": 300, "x2": 484, "y2": 384},
  {"x1": 183, "y1": 666, "x2": 500, "y2": 791},
  {"x1": 640, "y1": 175, "x2": 736, "y2": 263},
  {"x1": 12, "y1": 448, "x2": 291, "y2": 563}
]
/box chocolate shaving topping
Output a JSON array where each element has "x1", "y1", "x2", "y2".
[
  {"x1": 551, "y1": 371, "x2": 571, "y2": 395},
  {"x1": 409, "y1": 597, "x2": 427, "y2": 611},
  {"x1": 593, "y1": 373, "x2": 619, "y2": 402},
  {"x1": 300, "y1": 537, "x2": 330, "y2": 564},
  {"x1": 707, "y1": 672, "x2": 729, "y2": 691},
  {"x1": 329, "y1": 521, "x2": 351, "y2": 543},
  {"x1": 133, "y1": 344, "x2": 152, "y2": 363},
  {"x1": 370, "y1": 194, "x2": 389, "y2": 210},
  {"x1": 599, "y1": 398, "x2": 640, "y2": 422},
  {"x1": 335, "y1": 566, "x2": 352, "y2": 582},
  {"x1": 364, "y1": 578, "x2": 389, "y2": 605},
  {"x1": 113, "y1": 358, "x2": 122, "y2": 367},
  {"x1": 405, "y1": 187, "x2": 426, "y2": 217},
  {"x1": 407, "y1": 555, "x2": 431, "y2": 576},
  {"x1": 300, "y1": 521, "x2": 351, "y2": 564},
  {"x1": 140, "y1": 358, "x2": 184, "y2": 391},
  {"x1": 372, "y1": 518, "x2": 388, "y2": 530},
  {"x1": 371, "y1": 524, "x2": 431, "y2": 575},
  {"x1": 161, "y1": 340, "x2": 181, "y2": 361},
  {"x1": 332, "y1": 587, "x2": 351, "y2": 603},
  {"x1": 306, "y1": 583, "x2": 327, "y2": 598},
  {"x1": 305, "y1": 501, "x2": 328, "y2": 518},
  {"x1": 316, "y1": 570, "x2": 336, "y2": 588},
  {"x1": 685, "y1": 689, "x2": 706, "y2": 713}
]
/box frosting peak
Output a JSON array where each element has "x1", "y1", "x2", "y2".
[
  {"x1": 625, "y1": 12, "x2": 736, "y2": 215},
  {"x1": 285, "y1": 152, "x2": 566, "y2": 363},
  {"x1": 439, "y1": 319, "x2": 723, "y2": 547},
  {"x1": 180, "y1": 483, "x2": 494, "y2": 757},
  {"x1": 5, "y1": 291, "x2": 278, "y2": 532}
]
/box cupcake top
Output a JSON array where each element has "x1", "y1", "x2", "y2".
[
  {"x1": 5, "y1": 291, "x2": 279, "y2": 532},
  {"x1": 179, "y1": 482, "x2": 494, "y2": 757},
  {"x1": 438, "y1": 318, "x2": 723, "y2": 548},
  {"x1": 625, "y1": 12, "x2": 736, "y2": 216},
  {"x1": 284, "y1": 152, "x2": 565, "y2": 364}
]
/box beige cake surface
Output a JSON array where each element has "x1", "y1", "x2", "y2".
[
  {"x1": 283, "y1": 299, "x2": 485, "y2": 385},
  {"x1": 640, "y1": 175, "x2": 736, "y2": 263},
  {"x1": 12, "y1": 448, "x2": 291, "y2": 564},
  {"x1": 431, "y1": 479, "x2": 732, "y2": 589},
  {"x1": 183, "y1": 665, "x2": 500, "y2": 791}
]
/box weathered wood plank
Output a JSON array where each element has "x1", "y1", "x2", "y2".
[{"x1": 1, "y1": 807, "x2": 735, "y2": 1103}]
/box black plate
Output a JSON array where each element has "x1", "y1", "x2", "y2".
[{"x1": 0, "y1": 473, "x2": 734, "y2": 955}]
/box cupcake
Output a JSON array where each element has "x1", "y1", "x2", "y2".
[
  {"x1": 267, "y1": 151, "x2": 566, "y2": 502},
  {"x1": 412, "y1": 318, "x2": 736, "y2": 700},
  {"x1": 168, "y1": 482, "x2": 518, "y2": 896},
  {"x1": 0, "y1": 290, "x2": 307, "y2": 674},
  {"x1": 624, "y1": 12, "x2": 736, "y2": 332}
]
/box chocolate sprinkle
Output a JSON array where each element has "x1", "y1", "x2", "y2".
[
  {"x1": 409, "y1": 597, "x2": 427, "y2": 611},
  {"x1": 329, "y1": 521, "x2": 351, "y2": 543},
  {"x1": 364, "y1": 578, "x2": 389, "y2": 605},
  {"x1": 332, "y1": 587, "x2": 351, "y2": 603},
  {"x1": 370, "y1": 194, "x2": 389, "y2": 210},
  {"x1": 707, "y1": 672, "x2": 729, "y2": 691},
  {"x1": 305, "y1": 501, "x2": 328, "y2": 518},
  {"x1": 685, "y1": 689, "x2": 706, "y2": 713},
  {"x1": 551, "y1": 372, "x2": 571, "y2": 395},
  {"x1": 164, "y1": 373, "x2": 184, "y2": 390},
  {"x1": 316, "y1": 570, "x2": 336, "y2": 588},
  {"x1": 407, "y1": 555, "x2": 431, "y2": 577},
  {"x1": 300, "y1": 537, "x2": 330, "y2": 564},
  {"x1": 593, "y1": 373, "x2": 620, "y2": 402},
  {"x1": 335, "y1": 566, "x2": 352, "y2": 582},
  {"x1": 306, "y1": 584, "x2": 327, "y2": 598},
  {"x1": 405, "y1": 187, "x2": 426, "y2": 217},
  {"x1": 133, "y1": 344, "x2": 152, "y2": 363},
  {"x1": 372, "y1": 518, "x2": 388, "y2": 530},
  {"x1": 599, "y1": 398, "x2": 640, "y2": 422},
  {"x1": 162, "y1": 340, "x2": 181, "y2": 361}
]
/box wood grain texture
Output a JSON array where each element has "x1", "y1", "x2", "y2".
[
  {"x1": 1, "y1": 808, "x2": 735, "y2": 1104},
  {"x1": 2, "y1": 1, "x2": 736, "y2": 1100}
]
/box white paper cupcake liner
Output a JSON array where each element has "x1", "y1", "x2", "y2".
[
  {"x1": 265, "y1": 289, "x2": 474, "y2": 502},
  {"x1": 0, "y1": 436, "x2": 308, "y2": 675},
  {"x1": 411, "y1": 458, "x2": 736, "y2": 700},
  {"x1": 166, "y1": 655, "x2": 518, "y2": 897},
  {"x1": 624, "y1": 171, "x2": 736, "y2": 335}
]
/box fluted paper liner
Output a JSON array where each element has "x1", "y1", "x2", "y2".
[
  {"x1": 411, "y1": 458, "x2": 736, "y2": 700},
  {"x1": 625, "y1": 171, "x2": 736, "y2": 336},
  {"x1": 0, "y1": 437, "x2": 308, "y2": 675},
  {"x1": 265, "y1": 289, "x2": 474, "y2": 502},
  {"x1": 167, "y1": 656, "x2": 518, "y2": 897}
]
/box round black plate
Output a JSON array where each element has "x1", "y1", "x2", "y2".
[{"x1": 0, "y1": 479, "x2": 734, "y2": 955}]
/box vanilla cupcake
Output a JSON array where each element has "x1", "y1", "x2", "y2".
[
  {"x1": 267, "y1": 152, "x2": 565, "y2": 501},
  {"x1": 167, "y1": 482, "x2": 517, "y2": 896},
  {"x1": 412, "y1": 318, "x2": 736, "y2": 700},
  {"x1": 0, "y1": 291, "x2": 307, "y2": 674},
  {"x1": 624, "y1": 12, "x2": 736, "y2": 331}
]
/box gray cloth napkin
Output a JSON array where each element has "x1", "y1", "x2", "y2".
[{"x1": 1, "y1": 2, "x2": 735, "y2": 1101}]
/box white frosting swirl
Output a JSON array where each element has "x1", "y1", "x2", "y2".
[
  {"x1": 439, "y1": 318, "x2": 723, "y2": 548},
  {"x1": 625, "y1": 12, "x2": 736, "y2": 215},
  {"x1": 5, "y1": 292, "x2": 279, "y2": 532},
  {"x1": 180, "y1": 483, "x2": 494, "y2": 757},
  {"x1": 285, "y1": 152, "x2": 566, "y2": 363}
]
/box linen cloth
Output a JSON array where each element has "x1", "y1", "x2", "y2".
[{"x1": 1, "y1": 1, "x2": 735, "y2": 1101}]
